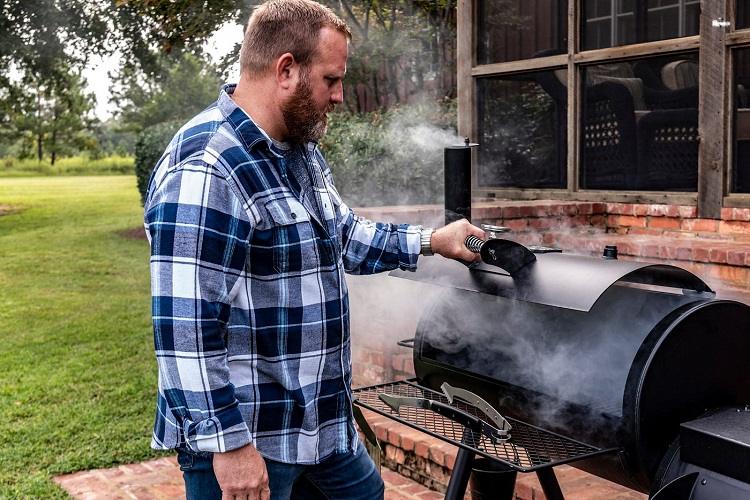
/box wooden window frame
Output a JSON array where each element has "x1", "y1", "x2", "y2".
[
  {"x1": 458, "y1": 0, "x2": 750, "y2": 214},
  {"x1": 724, "y1": 1, "x2": 750, "y2": 208}
]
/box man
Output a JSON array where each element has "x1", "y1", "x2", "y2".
[{"x1": 143, "y1": 1, "x2": 484, "y2": 498}]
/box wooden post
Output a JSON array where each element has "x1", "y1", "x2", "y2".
[
  {"x1": 697, "y1": 0, "x2": 729, "y2": 218},
  {"x1": 566, "y1": 0, "x2": 579, "y2": 193},
  {"x1": 456, "y1": 0, "x2": 475, "y2": 192},
  {"x1": 457, "y1": 0, "x2": 473, "y2": 141}
]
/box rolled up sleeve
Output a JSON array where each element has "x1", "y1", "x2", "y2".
[{"x1": 145, "y1": 163, "x2": 253, "y2": 453}]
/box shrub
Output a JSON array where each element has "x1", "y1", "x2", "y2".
[
  {"x1": 134, "y1": 120, "x2": 182, "y2": 204},
  {"x1": 132, "y1": 101, "x2": 458, "y2": 208},
  {"x1": 320, "y1": 100, "x2": 458, "y2": 207}
]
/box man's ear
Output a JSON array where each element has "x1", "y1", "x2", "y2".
[{"x1": 276, "y1": 53, "x2": 297, "y2": 90}]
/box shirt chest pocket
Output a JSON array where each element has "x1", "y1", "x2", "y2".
[{"x1": 260, "y1": 198, "x2": 319, "y2": 275}]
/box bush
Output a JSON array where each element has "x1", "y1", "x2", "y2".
[
  {"x1": 134, "y1": 120, "x2": 182, "y2": 204},
  {"x1": 320, "y1": 100, "x2": 457, "y2": 207},
  {"x1": 132, "y1": 101, "x2": 458, "y2": 208},
  {"x1": 0, "y1": 155, "x2": 134, "y2": 177}
]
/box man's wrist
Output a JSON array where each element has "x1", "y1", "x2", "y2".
[{"x1": 420, "y1": 227, "x2": 435, "y2": 256}]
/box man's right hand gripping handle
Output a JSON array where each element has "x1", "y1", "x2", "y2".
[{"x1": 213, "y1": 443, "x2": 270, "y2": 500}]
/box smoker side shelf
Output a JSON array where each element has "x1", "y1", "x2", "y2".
[{"x1": 352, "y1": 379, "x2": 619, "y2": 473}]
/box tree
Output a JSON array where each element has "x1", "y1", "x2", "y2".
[
  {"x1": 111, "y1": 52, "x2": 223, "y2": 132},
  {"x1": 8, "y1": 67, "x2": 97, "y2": 164}
]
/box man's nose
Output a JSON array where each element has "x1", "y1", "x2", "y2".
[{"x1": 330, "y1": 81, "x2": 344, "y2": 104}]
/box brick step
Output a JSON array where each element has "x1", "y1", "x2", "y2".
[{"x1": 358, "y1": 408, "x2": 646, "y2": 500}]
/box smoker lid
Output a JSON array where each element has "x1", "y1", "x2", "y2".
[{"x1": 390, "y1": 252, "x2": 713, "y2": 312}]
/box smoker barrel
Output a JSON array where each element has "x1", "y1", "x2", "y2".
[{"x1": 392, "y1": 252, "x2": 750, "y2": 494}]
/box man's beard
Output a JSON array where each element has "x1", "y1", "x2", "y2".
[{"x1": 281, "y1": 70, "x2": 332, "y2": 144}]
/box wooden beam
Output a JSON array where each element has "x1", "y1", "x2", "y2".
[
  {"x1": 726, "y1": 31, "x2": 750, "y2": 46},
  {"x1": 471, "y1": 55, "x2": 568, "y2": 77},
  {"x1": 723, "y1": 195, "x2": 750, "y2": 208},
  {"x1": 573, "y1": 36, "x2": 700, "y2": 65},
  {"x1": 697, "y1": 0, "x2": 729, "y2": 218},
  {"x1": 472, "y1": 187, "x2": 698, "y2": 205}
]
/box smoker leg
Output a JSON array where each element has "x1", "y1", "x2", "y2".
[
  {"x1": 444, "y1": 447, "x2": 475, "y2": 500},
  {"x1": 536, "y1": 467, "x2": 565, "y2": 500}
]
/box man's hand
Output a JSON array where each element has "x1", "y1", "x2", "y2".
[
  {"x1": 213, "y1": 443, "x2": 270, "y2": 500},
  {"x1": 430, "y1": 219, "x2": 486, "y2": 262}
]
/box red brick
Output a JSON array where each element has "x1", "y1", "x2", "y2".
[
  {"x1": 722, "y1": 207, "x2": 750, "y2": 221},
  {"x1": 474, "y1": 205, "x2": 504, "y2": 219},
  {"x1": 679, "y1": 205, "x2": 698, "y2": 218},
  {"x1": 626, "y1": 227, "x2": 662, "y2": 236},
  {"x1": 381, "y1": 467, "x2": 411, "y2": 486},
  {"x1": 710, "y1": 248, "x2": 729, "y2": 264},
  {"x1": 591, "y1": 202, "x2": 608, "y2": 214},
  {"x1": 611, "y1": 202, "x2": 636, "y2": 215},
  {"x1": 519, "y1": 205, "x2": 536, "y2": 217},
  {"x1": 681, "y1": 218, "x2": 719, "y2": 232},
  {"x1": 591, "y1": 215, "x2": 607, "y2": 228},
  {"x1": 502, "y1": 218, "x2": 528, "y2": 232},
  {"x1": 374, "y1": 423, "x2": 389, "y2": 442},
  {"x1": 618, "y1": 215, "x2": 648, "y2": 227},
  {"x1": 710, "y1": 265, "x2": 750, "y2": 286},
  {"x1": 640, "y1": 244, "x2": 660, "y2": 258},
  {"x1": 727, "y1": 250, "x2": 747, "y2": 266},
  {"x1": 734, "y1": 208, "x2": 750, "y2": 221},
  {"x1": 528, "y1": 217, "x2": 556, "y2": 230},
  {"x1": 414, "y1": 441, "x2": 430, "y2": 459},
  {"x1": 649, "y1": 217, "x2": 681, "y2": 229},
  {"x1": 719, "y1": 220, "x2": 750, "y2": 235},
  {"x1": 501, "y1": 206, "x2": 521, "y2": 219},
  {"x1": 665, "y1": 205, "x2": 682, "y2": 217},
  {"x1": 646, "y1": 204, "x2": 669, "y2": 217},
  {"x1": 633, "y1": 204, "x2": 650, "y2": 216},
  {"x1": 428, "y1": 445, "x2": 445, "y2": 466},
  {"x1": 692, "y1": 246, "x2": 711, "y2": 262}
]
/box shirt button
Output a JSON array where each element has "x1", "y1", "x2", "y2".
[{"x1": 291, "y1": 212, "x2": 296, "y2": 219}]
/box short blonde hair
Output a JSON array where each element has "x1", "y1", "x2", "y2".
[{"x1": 240, "y1": 0, "x2": 351, "y2": 76}]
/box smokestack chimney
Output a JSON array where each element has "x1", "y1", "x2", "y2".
[{"x1": 444, "y1": 138, "x2": 475, "y2": 226}]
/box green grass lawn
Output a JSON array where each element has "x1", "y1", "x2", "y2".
[{"x1": 0, "y1": 176, "x2": 164, "y2": 498}]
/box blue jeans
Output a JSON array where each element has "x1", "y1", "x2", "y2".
[{"x1": 177, "y1": 441, "x2": 384, "y2": 500}]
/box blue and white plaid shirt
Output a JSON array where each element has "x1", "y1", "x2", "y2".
[{"x1": 144, "y1": 84, "x2": 421, "y2": 464}]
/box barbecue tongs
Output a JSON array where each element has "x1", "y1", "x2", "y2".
[{"x1": 378, "y1": 383, "x2": 511, "y2": 443}]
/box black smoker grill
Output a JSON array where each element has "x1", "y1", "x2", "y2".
[{"x1": 351, "y1": 142, "x2": 750, "y2": 500}]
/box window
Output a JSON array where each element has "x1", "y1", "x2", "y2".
[
  {"x1": 477, "y1": 0, "x2": 567, "y2": 64},
  {"x1": 580, "y1": 54, "x2": 699, "y2": 191},
  {"x1": 733, "y1": 48, "x2": 750, "y2": 193},
  {"x1": 582, "y1": 0, "x2": 700, "y2": 50},
  {"x1": 477, "y1": 71, "x2": 567, "y2": 188},
  {"x1": 462, "y1": 0, "x2": 750, "y2": 212},
  {"x1": 738, "y1": 1, "x2": 749, "y2": 30}
]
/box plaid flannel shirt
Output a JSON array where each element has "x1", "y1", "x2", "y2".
[{"x1": 144, "y1": 84, "x2": 421, "y2": 464}]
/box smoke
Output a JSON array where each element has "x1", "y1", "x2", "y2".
[{"x1": 326, "y1": 100, "x2": 462, "y2": 207}]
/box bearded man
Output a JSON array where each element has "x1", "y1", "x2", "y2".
[{"x1": 143, "y1": 1, "x2": 484, "y2": 498}]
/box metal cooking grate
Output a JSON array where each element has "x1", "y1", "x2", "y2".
[{"x1": 353, "y1": 379, "x2": 618, "y2": 472}]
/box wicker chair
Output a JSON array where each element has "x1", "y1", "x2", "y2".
[
  {"x1": 580, "y1": 81, "x2": 639, "y2": 189},
  {"x1": 636, "y1": 108, "x2": 699, "y2": 191}
]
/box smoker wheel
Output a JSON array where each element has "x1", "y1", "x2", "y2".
[{"x1": 353, "y1": 379, "x2": 618, "y2": 472}]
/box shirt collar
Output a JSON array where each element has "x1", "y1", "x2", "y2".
[{"x1": 217, "y1": 83, "x2": 318, "y2": 158}]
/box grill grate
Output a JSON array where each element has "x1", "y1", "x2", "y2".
[{"x1": 353, "y1": 379, "x2": 618, "y2": 472}]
